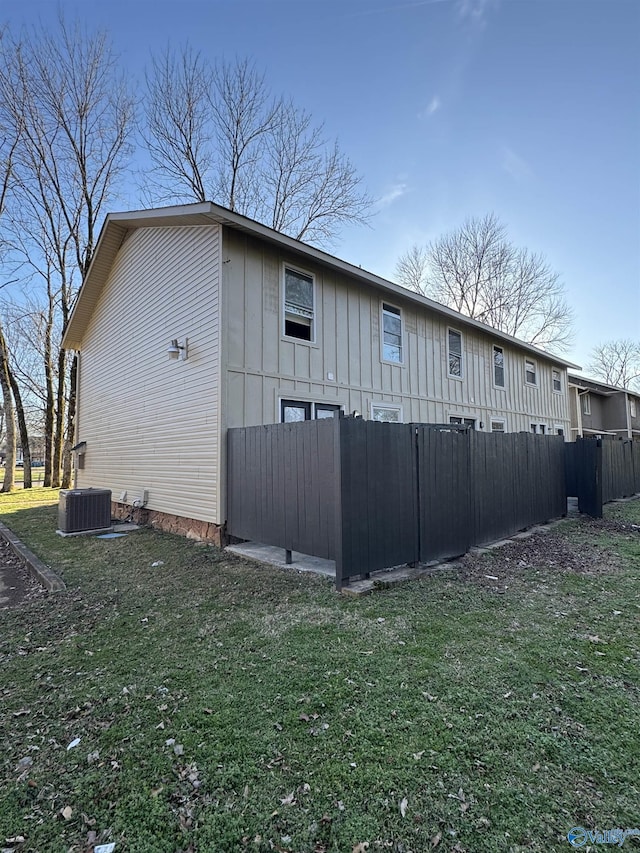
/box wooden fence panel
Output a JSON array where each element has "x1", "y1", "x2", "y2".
[
  {"x1": 227, "y1": 419, "x2": 338, "y2": 559},
  {"x1": 337, "y1": 418, "x2": 418, "y2": 585},
  {"x1": 634, "y1": 443, "x2": 640, "y2": 494},
  {"x1": 601, "y1": 438, "x2": 635, "y2": 502},
  {"x1": 470, "y1": 432, "x2": 566, "y2": 545},
  {"x1": 417, "y1": 427, "x2": 472, "y2": 563}
]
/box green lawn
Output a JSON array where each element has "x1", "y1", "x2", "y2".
[{"x1": 1, "y1": 489, "x2": 639, "y2": 852}]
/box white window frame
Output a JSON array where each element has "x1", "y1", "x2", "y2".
[
  {"x1": 447, "y1": 328, "x2": 463, "y2": 380},
  {"x1": 525, "y1": 358, "x2": 538, "y2": 387},
  {"x1": 530, "y1": 423, "x2": 538, "y2": 434},
  {"x1": 371, "y1": 402, "x2": 403, "y2": 423},
  {"x1": 582, "y1": 393, "x2": 591, "y2": 415},
  {"x1": 539, "y1": 423, "x2": 547, "y2": 435},
  {"x1": 490, "y1": 418, "x2": 506, "y2": 433},
  {"x1": 282, "y1": 264, "x2": 316, "y2": 344},
  {"x1": 552, "y1": 368, "x2": 562, "y2": 393},
  {"x1": 630, "y1": 398, "x2": 637, "y2": 418},
  {"x1": 380, "y1": 302, "x2": 404, "y2": 365},
  {"x1": 493, "y1": 344, "x2": 505, "y2": 389},
  {"x1": 554, "y1": 424, "x2": 565, "y2": 437}
]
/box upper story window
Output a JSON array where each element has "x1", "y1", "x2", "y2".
[
  {"x1": 284, "y1": 266, "x2": 314, "y2": 342},
  {"x1": 525, "y1": 359, "x2": 537, "y2": 386},
  {"x1": 448, "y1": 329, "x2": 463, "y2": 378},
  {"x1": 382, "y1": 303, "x2": 403, "y2": 363},
  {"x1": 552, "y1": 369, "x2": 562, "y2": 393},
  {"x1": 631, "y1": 398, "x2": 637, "y2": 418},
  {"x1": 582, "y1": 393, "x2": 591, "y2": 415},
  {"x1": 493, "y1": 345, "x2": 505, "y2": 388}
]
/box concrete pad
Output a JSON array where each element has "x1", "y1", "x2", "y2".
[{"x1": 226, "y1": 542, "x2": 336, "y2": 579}]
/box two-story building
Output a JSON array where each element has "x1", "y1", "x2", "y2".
[
  {"x1": 62, "y1": 202, "x2": 579, "y2": 542},
  {"x1": 568, "y1": 374, "x2": 640, "y2": 440}
]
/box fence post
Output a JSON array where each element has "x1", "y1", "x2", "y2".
[{"x1": 333, "y1": 411, "x2": 344, "y2": 591}]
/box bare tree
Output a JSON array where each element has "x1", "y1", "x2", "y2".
[
  {"x1": 0, "y1": 16, "x2": 135, "y2": 487},
  {"x1": 394, "y1": 244, "x2": 429, "y2": 295},
  {"x1": 395, "y1": 214, "x2": 574, "y2": 352},
  {"x1": 0, "y1": 55, "x2": 21, "y2": 490},
  {"x1": 143, "y1": 47, "x2": 372, "y2": 246},
  {"x1": 588, "y1": 340, "x2": 640, "y2": 390}
]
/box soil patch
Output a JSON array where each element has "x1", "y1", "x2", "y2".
[{"x1": 0, "y1": 536, "x2": 46, "y2": 608}]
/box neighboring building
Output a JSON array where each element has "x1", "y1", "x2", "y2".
[
  {"x1": 568, "y1": 374, "x2": 640, "y2": 441},
  {"x1": 62, "y1": 203, "x2": 579, "y2": 542}
]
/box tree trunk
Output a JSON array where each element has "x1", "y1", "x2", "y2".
[
  {"x1": 61, "y1": 354, "x2": 77, "y2": 489},
  {"x1": 43, "y1": 300, "x2": 55, "y2": 487},
  {"x1": 9, "y1": 370, "x2": 31, "y2": 489},
  {"x1": 0, "y1": 328, "x2": 16, "y2": 492},
  {"x1": 51, "y1": 347, "x2": 66, "y2": 488}
]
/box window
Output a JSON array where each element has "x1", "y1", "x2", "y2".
[
  {"x1": 381, "y1": 303, "x2": 403, "y2": 363},
  {"x1": 631, "y1": 398, "x2": 637, "y2": 418},
  {"x1": 554, "y1": 425, "x2": 565, "y2": 436},
  {"x1": 525, "y1": 359, "x2": 537, "y2": 386},
  {"x1": 552, "y1": 369, "x2": 562, "y2": 392},
  {"x1": 530, "y1": 423, "x2": 538, "y2": 434},
  {"x1": 371, "y1": 404, "x2": 403, "y2": 423},
  {"x1": 284, "y1": 267, "x2": 314, "y2": 341},
  {"x1": 493, "y1": 345, "x2": 505, "y2": 388},
  {"x1": 281, "y1": 400, "x2": 341, "y2": 422},
  {"x1": 491, "y1": 419, "x2": 506, "y2": 433},
  {"x1": 448, "y1": 329, "x2": 463, "y2": 378},
  {"x1": 539, "y1": 424, "x2": 546, "y2": 435},
  {"x1": 530, "y1": 423, "x2": 547, "y2": 434},
  {"x1": 582, "y1": 393, "x2": 591, "y2": 415},
  {"x1": 449, "y1": 416, "x2": 476, "y2": 429}
]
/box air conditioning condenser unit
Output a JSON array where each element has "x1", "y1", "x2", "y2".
[{"x1": 58, "y1": 488, "x2": 112, "y2": 534}]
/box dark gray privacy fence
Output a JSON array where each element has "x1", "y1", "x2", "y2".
[
  {"x1": 227, "y1": 418, "x2": 568, "y2": 589},
  {"x1": 565, "y1": 436, "x2": 640, "y2": 517}
]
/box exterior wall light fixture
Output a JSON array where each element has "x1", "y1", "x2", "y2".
[{"x1": 168, "y1": 338, "x2": 189, "y2": 361}]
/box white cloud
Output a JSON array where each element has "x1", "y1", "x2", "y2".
[
  {"x1": 427, "y1": 96, "x2": 441, "y2": 116},
  {"x1": 502, "y1": 146, "x2": 533, "y2": 182},
  {"x1": 377, "y1": 181, "x2": 409, "y2": 209},
  {"x1": 456, "y1": 0, "x2": 498, "y2": 25}
]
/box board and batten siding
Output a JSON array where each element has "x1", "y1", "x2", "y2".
[
  {"x1": 221, "y1": 230, "x2": 570, "y2": 434},
  {"x1": 76, "y1": 224, "x2": 222, "y2": 523}
]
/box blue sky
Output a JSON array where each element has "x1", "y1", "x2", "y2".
[{"x1": 8, "y1": 0, "x2": 640, "y2": 369}]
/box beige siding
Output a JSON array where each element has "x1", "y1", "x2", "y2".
[
  {"x1": 77, "y1": 225, "x2": 221, "y2": 523},
  {"x1": 221, "y1": 230, "x2": 571, "y2": 437}
]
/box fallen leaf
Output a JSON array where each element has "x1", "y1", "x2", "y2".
[
  {"x1": 400, "y1": 796, "x2": 408, "y2": 817},
  {"x1": 353, "y1": 843, "x2": 370, "y2": 853},
  {"x1": 280, "y1": 792, "x2": 296, "y2": 806},
  {"x1": 532, "y1": 762, "x2": 540, "y2": 772},
  {"x1": 588, "y1": 635, "x2": 606, "y2": 644},
  {"x1": 413, "y1": 750, "x2": 425, "y2": 760},
  {"x1": 431, "y1": 831, "x2": 442, "y2": 847},
  {"x1": 61, "y1": 805, "x2": 73, "y2": 820},
  {"x1": 66, "y1": 737, "x2": 81, "y2": 751},
  {"x1": 151, "y1": 785, "x2": 164, "y2": 797},
  {"x1": 299, "y1": 713, "x2": 310, "y2": 722}
]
